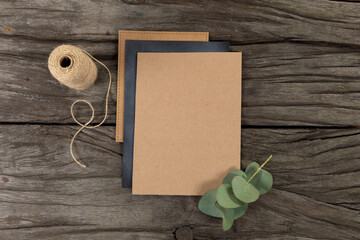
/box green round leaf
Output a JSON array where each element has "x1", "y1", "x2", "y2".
[
  {"x1": 223, "y1": 170, "x2": 247, "y2": 185},
  {"x1": 215, "y1": 202, "x2": 235, "y2": 231},
  {"x1": 245, "y1": 162, "x2": 261, "y2": 185},
  {"x1": 254, "y1": 169, "x2": 273, "y2": 195},
  {"x1": 234, "y1": 203, "x2": 248, "y2": 220},
  {"x1": 216, "y1": 184, "x2": 245, "y2": 208},
  {"x1": 198, "y1": 189, "x2": 223, "y2": 218},
  {"x1": 232, "y1": 176, "x2": 260, "y2": 203},
  {"x1": 245, "y1": 162, "x2": 273, "y2": 195}
]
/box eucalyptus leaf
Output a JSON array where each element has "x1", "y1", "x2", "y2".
[
  {"x1": 253, "y1": 169, "x2": 273, "y2": 195},
  {"x1": 197, "y1": 158, "x2": 274, "y2": 231},
  {"x1": 234, "y1": 203, "x2": 248, "y2": 220},
  {"x1": 245, "y1": 162, "x2": 261, "y2": 185},
  {"x1": 223, "y1": 170, "x2": 247, "y2": 185},
  {"x1": 215, "y1": 202, "x2": 235, "y2": 231},
  {"x1": 216, "y1": 184, "x2": 245, "y2": 208},
  {"x1": 232, "y1": 176, "x2": 260, "y2": 203},
  {"x1": 198, "y1": 189, "x2": 223, "y2": 218},
  {"x1": 245, "y1": 162, "x2": 273, "y2": 195}
]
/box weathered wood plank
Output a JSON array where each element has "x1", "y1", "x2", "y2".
[
  {"x1": 2, "y1": 40, "x2": 360, "y2": 126},
  {"x1": 239, "y1": 43, "x2": 360, "y2": 127},
  {"x1": 0, "y1": 228, "x2": 174, "y2": 240},
  {"x1": 0, "y1": 125, "x2": 359, "y2": 239},
  {"x1": 1, "y1": 0, "x2": 360, "y2": 45},
  {"x1": 1, "y1": 0, "x2": 360, "y2": 126}
]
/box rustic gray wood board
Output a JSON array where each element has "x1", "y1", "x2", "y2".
[
  {"x1": 1, "y1": 0, "x2": 360, "y2": 126},
  {"x1": 0, "y1": 126, "x2": 359, "y2": 239},
  {"x1": 0, "y1": 0, "x2": 360, "y2": 239}
]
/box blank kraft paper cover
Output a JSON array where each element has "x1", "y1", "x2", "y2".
[
  {"x1": 122, "y1": 40, "x2": 229, "y2": 188},
  {"x1": 116, "y1": 31, "x2": 209, "y2": 142},
  {"x1": 133, "y1": 52, "x2": 242, "y2": 195}
]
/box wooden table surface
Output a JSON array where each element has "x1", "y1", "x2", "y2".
[{"x1": 1, "y1": 0, "x2": 360, "y2": 239}]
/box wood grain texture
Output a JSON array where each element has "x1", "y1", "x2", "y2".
[
  {"x1": 1, "y1": 0, "x2": 360, "y2": 126},
  {"x1": 1, "y1": 0, "x2": 360, "y2": 239},
  {"x1": 0, "y1": 125, "x2": 359, "y2": 239}
]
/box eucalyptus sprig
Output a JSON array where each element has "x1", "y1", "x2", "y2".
[{"x1": 198, "y1": 155, "x2": 273, "y2": 231}]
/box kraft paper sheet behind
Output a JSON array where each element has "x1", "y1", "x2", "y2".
[
  {"x1": 133, "y1": 52, "x2": 242, "y2": 196},
  {"x1": 116, "y1": 30, "x2": 209, "y2": 142}
]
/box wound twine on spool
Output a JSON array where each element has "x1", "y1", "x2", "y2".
[{"x1": 48, "y1": 45, "x2": 112, "y2": 168}]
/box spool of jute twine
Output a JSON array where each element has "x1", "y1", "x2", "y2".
[
  {"x1": 48, "y1": 45, "x2": 112, "y2": 168},
  {"x1": 48, "y1": 45, "x2": 98, "y2": 90}
]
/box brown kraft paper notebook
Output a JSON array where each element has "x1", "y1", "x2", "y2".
[
  {"x1": 116, "y1": 30, "x2": 209, "y2": 142},
  {"x1": 133, "y1": 52, "x2": 242, "y2": 196}
]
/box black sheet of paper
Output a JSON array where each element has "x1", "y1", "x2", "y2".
[{"x1": 123, "y1": 40, "x2": 230, "y2": 188}]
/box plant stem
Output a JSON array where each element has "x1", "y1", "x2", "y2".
[{"x1": 247, "y1": 155, "x2": 272, "y2": 183}]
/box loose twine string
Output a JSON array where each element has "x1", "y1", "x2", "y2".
[
  {"x1": 48, "y1": 45, "x2": 111, "y2": 168},
  {"x1": 70, "y1": 51, "x2": 111, "y2": 168}
]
